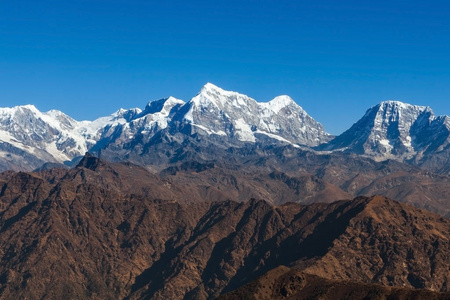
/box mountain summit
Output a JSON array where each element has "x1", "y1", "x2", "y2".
[
  {"x1": 181, "y1": 83, "x2": 331, "y2": 145},
  {"x1": 318, "y1": 100, "x2": 450, "y2": 168}
]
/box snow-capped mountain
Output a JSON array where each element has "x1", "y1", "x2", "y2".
[
  {"x1": 0, "y1": 104, "x2": 138, "y2": 170},
  {"x1": 0, "y1": 83, "x2": 331, "y2": 171},
  {"x1": 176, "y1": 83, "x2": 331, "y2": 146},
  {"x1": 1, "y1": 85, "x2": 449, "y2": 172},
  {"x1": 0, "y1": 105, "x2": 85, "y2": 165},
  {"x1": 86, "y1": 83, "x2": 332, "y2": 154},
  {"x1": 89, "y1": 96, "x2": 185, "y2": 152},
  {"x1": 318, "y1": 101, "x2": 450, "y2": 163}
]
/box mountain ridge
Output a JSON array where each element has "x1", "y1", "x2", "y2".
[
  {"x1": 0, "y1": 158, "x2": 448, "y2": 299},
  {"x1": 1, "y1": 83, "x2": 450, "y2": 174},
  {"x1": 0, "y1": 83, "x2": 332, "y2": 171},
  {"x1": 218, "y1": 266, "x2": 450, "y2": 300}
]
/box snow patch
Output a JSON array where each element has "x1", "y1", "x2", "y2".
[
  {"x1": 191, "y1": 124, "x2": 227, "y2": 136},
  {"x1": 234, "y1": 118, "x2": 256, "y2": 142}
]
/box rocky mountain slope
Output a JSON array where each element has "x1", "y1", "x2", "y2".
[
  {"x1": 0, "y1": 157, "x2": 448, "y2": 299},
  {"x1": 153, "y1": 144, "x2": 450, "y2": 217},
  {"x1": 218, "y1": 266, "x2": 450, "y2": 300}
]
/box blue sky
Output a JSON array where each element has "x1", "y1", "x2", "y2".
[{"x1": 0, "y1": 0, "x2": 449, "y2": 134}]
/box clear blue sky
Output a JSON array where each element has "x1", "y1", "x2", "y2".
[{"x1": 0, "y1": 0, "x2": 449, "y2": 134}]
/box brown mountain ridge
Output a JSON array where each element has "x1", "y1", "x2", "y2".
[
  {"x1": 218, "y1": 266, "x2": 450, "y2": 300},
  {"x1": 0, "y1": 156, "x2": 449, "y2": 299},
  {"x1": 140, "y1": 143, "x2": 450, "y2": 217}
]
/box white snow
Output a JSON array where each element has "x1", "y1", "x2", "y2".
[
  {"x1": 403, "y1": 136, "x2": 412, "y2": 147},
  {"x1": 44, "y1": 141, "x2": 71, "y2": 162},
  {"x1": 233, "y1": 118, "x2": 256, "y2": 142},
  {"x1": 161, "y1": 97, "x2": 184, "y2": 114},
  {"x1": 134, "y1": 97, "x2": 185, "y2": 131},
  {"x1": 0, "y1": 130, "x2": 26, "y2": 150},
  {"x1": 191, "y1": 124, "x2": 227, "y2": 136},
  {"x1": 378, "y1": 139, "x2": 391, "y2": 147},
  {"x1": 255, "y1": 130, "x2": 292, "y2": 144},
  {"x1": 261, "y1": 95, "x2": 296, "y2": 114},
  {"x1": 444, "y1": 116, "x2": 450, "y2": 130}
]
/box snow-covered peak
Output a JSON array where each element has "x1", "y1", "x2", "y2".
[
  {"x1": 142, "y1": 96, "x2": 185, "y2": 118},
  {"x1": 46, "y1": 109, "x2": 73, "y2": 118},
  {"x1": 165, "y1": 96, "x2": 184, "y2": 105},
  {"x1": 444, "y1": 116, "x2": 450, "y2": 129},
  {"x1": 180, "y1": 84, "x2": 331, "y2": 146},
  {"x1": 199, "y1": 83, "x2": 250, "y2": 101},
  {"x1": 368, "y1": 100, "x2": 433, "y2": 131},
  {"x1": 201, "y1": 82, "x2": 228, "y2": 94},
  {"x1": 380, "y1": 100, "x2": 412, "y2": 108},
  {"x1": 319, "y1": 99, "x2": 448, "y2": 161},
  {"x1": 263, "y1": 95, "x2": 298, "y2": 113},
  {"x1": 41, "y1": 109, "x2": 79, "y2": 132},
  {"x1": 375, "y1": 100, "x2": 431, "y2": 114},
  {"x1": 193, "y1": 83, "x2": 256, "y2": 109},
  {"x1": 0, "y1": 104, "x2": 40, "y2": 117},
  {"x1": 160, "y1": 96, "x2": 185, "y2": 114},
  {"x1": 198, "y1": 82, "x2": 228, "y2": 102},
  {"x1": 195, "y1": 85, "x2": 220, "y2": 107},
  {"x1": 19, "y1": 104, "x2": 40, "y2": 112},
  {"x1": 109, "y1": 107, "x2": 142, "y2": 122}
]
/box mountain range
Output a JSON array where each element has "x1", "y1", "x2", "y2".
[
  {"x1": 1, "y1": 83, "x2": 450, "y2": 299},
  {"x1": 1, "y1": 83, "x2": 450, "y2": 217},
  {"x1": 2, "y1": 83, "x2": 449, "y2": 174},
  {"x1": 0, "y1": 156, "x2": 448, "y2": 299}
]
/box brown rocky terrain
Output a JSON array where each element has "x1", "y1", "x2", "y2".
[
  {"x1": 158, "y1": 145, "x2": 450, "y2": 217},
  {"x1": 0, "y1": 155, "x2": 449, "y2": 299},
  {"x1": 218, "y1": 266, "x2": 450, "y2": 300},
  {"x1": 243, "y1": 147, "x2": 450, "y2": 217},
  {"x1": 160, "y1": 162, "x2": 352, "y2": 205}
]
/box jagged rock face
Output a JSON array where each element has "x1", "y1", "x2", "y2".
[
  {"x1": 90, "y1": 96, "x2": 185, "y2": 154},
  {"x1": 0, "y1": 158, "x2": 448, "y2": 299},
  {"x1": 319, "y1": 101, "x2": 450, "y2": 166}
]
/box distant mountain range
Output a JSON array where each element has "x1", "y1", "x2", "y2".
[{"x1": 1, "y1": 83, "x2": 449, "y2": 173}]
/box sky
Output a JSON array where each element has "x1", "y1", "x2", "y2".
[{"x1": 0, "y1": 0, "x2": 449, "y2": 135}]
